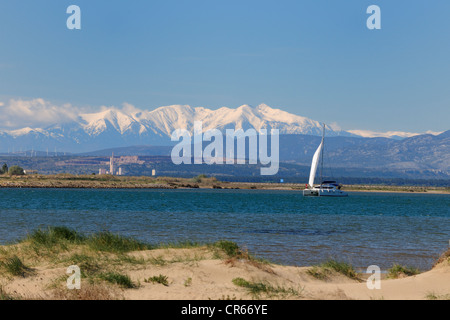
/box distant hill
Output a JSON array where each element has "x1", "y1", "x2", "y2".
[
  {"x1": 72, "y1": 131, "x2": 450, "y2": 179},
  {"x1": 79, "y1": 145, "x2": 173, "y2": 157}
]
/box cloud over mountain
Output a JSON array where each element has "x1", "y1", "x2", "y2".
[
  {"x1": 0, "y1": 98, "x2": 79, "y2": 129},
  {"x1": 0, "y1": 98, "x2": 444, "y2": 153}
]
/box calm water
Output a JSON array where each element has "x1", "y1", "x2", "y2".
[{"x1": 1, "y1": 188, "x2": 449, "y2": 270}]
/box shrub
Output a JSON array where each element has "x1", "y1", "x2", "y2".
[
  {"x1": 8, "y1": 166, "x2": 24, "y2": 176},
  {"x1": 0, "y1": 164, "x2": 8, "y2": 175},
  {"x1": 213, "y1": 240, "x2": 240, "y2": 257}
]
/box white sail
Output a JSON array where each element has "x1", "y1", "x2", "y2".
[{"x1": 308, "y1": 140, "x2": 323, "y2": 187}]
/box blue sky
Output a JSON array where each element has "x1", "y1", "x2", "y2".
[{"x1": 0, "y1": 0, "x2": 449, "y2": 133}]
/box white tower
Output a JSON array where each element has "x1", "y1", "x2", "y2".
[{"x1": 110, "y1": 153, "x2": 114, "y2": 175}]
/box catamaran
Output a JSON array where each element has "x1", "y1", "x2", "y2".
[{"x1": 303, "y1": 124, "x2": 348, "y2": 197}]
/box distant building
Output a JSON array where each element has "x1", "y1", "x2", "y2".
[
  {"x1": 110, "y1": 153, "x2": 115, "y2": 175},
  {"x1": 152, "y1": 169, "x2": 156, "y2": 176},
  {"x1": 117, "y1": 156, "x2": 144, "y2": 165},
  {"x1": 98, "y1": 154, "x2": 140, "y2": 176}
]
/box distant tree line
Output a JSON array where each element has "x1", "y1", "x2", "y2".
[{"x1": 0, "y1": 163, "x2": 25, "y2": 175}]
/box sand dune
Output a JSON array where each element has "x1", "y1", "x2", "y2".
[{"x1": 1, "y1": 246, "x2": 449, "y2": 300}]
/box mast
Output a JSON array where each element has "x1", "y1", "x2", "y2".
[{"x1": 320, "y1": 123, "x2": 325, "y2": 186}]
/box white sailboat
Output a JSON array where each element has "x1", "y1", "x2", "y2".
[{"x1": 303, "y1": 124, "x2": 348, "y2": 197}]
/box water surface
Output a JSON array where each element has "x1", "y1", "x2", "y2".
[{"x1": 1, "y1": 188, "x2": 449, "y2": 270}]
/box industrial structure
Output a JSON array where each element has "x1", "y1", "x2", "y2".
[
  {"x1": 99, "y1": 153, "x2": 123, "y2": 176},
  {"x1": 97, "y1": 154, "x2": 154, "y2": 176}
]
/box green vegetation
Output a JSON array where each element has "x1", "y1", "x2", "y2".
[
  {"x1": 212, "y1": 240, "x2": 240, "y2": 257},
  {"x1": 0, "y1": 256, "x2": 31, "y2": 277},
  {"x1": 98, "y1": 272, "x2": 136, "y2": 289},
  {"x1": 307, "y1": 266, "x2": 331, "y2": 281},
  {"x1": 0, "y1": 163, "x2": 8, "y2": 175},
  {"x1": 387, "y1": 264, "x2": 421, "y2": 279},
  {"x1": 0, "y1": 226, "x2": 254, "y2": 294},
  {"x1": 209, "y1": 240, "x2": 273, "y2": 274},
  {"x1": 86, "y1": 232, "x2": 151, "y2": 253},
  {"x1": 425, "y1": 292, "x2": 450, "y2": 300},
  {"x1": 433, "y1": 248, "x2": 450, "y2": 267},
  {"x1": 23, "y1": 227, "x2": 151, "y2": 254},
  {"x1": 0, "y1": 225, "x2": 286, "y2": 300},
  {"x1": 191, "y1": 175, "x2": 204, "y2": 183},
  {"x1": 232, "y1": 277, "x2": 302, "y2": 298},
  {"x1": 184, "y1": 277, "x2": 192, "y2": 287},
  {"x1": 21, "y1": 227, "x2": 237, "y2": 256},
  {"x1": 307, "y1": 259, "x2": 359, "y2": 281},
  {"x1": 26, "y1": 226, "x2": 85, "y2": 246},
  {"x1": 145, "y1": 274, "x2": 169, "y2": 286},
  {"x1": 8, "y1": 165, "x2": 24, "y2": 176}
]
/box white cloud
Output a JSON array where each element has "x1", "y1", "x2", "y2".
[
  {"x1": 121, "y1": 102, "x2": 142, "y2": 115},
  {"x1": 0, "y1": 98, "x2": 148, "y2": 130},
  {"x1": 0, "y1": 98, "x2": 80, "y2": 129}
]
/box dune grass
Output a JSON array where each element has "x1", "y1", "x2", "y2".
[
  {"x1": 25, "y1": 226, "x2": 85, "y2": 246},
  {"x1": 22, "y1": 227, "x2": 235, "y2": 255},
  {"x1": 433, "y1": 248, "x2": 450, "y2": 267},
  {"x1": 387, "y1": 264, "x2": 421, "y2": 279},
  {"x1": 145, "y1": 274, "x2": 169, "y2": 286},
  {"x1": 98, "y1": 272, "x2": 136, "y2": 289},
  {"x1": 425, "y1": 292, "x2": 450, "y2": 300},
  {"x1": 307, "y1": 259, "x2": 359, "y2": 281},
  {"x1": 0, "y1": 256, "x2": 31, "y2": 277},
  {"x1": 1, "y1": 226, "x2": 247, "y2": 290},
  {"x1": 21, "y1": 227, "x2": 153, "y2": 254},
  {"x1": 0, "y1": 225, "x2": 272, "y2": 298},
  {"x1": 85, "y1": 232, "x2": 151, "y2": 253},
  {"x1": 211, "y1": 240, "x2": 240, "y2": 257},
  {"x1": 232, "y1": 277, "x2": 302, "y2": 298}
]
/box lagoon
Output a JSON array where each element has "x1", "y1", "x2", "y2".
[{"x1": 0, "y1": 188, "x2": 448, "y2": 270}]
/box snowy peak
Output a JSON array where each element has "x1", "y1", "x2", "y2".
[
  {"x1": 80, "y1": 109, "x2": 142, "y2": 136},
  {"x1": 126, "y1": 103, "x2": 344, "y2": 137},
  {"x1": 2, "y1": 103, "x2": 351, "y2": 143}
]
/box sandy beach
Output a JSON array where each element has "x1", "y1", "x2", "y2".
[{"x1": 1, "y1": 228, "x2": 449, "y2": 301}]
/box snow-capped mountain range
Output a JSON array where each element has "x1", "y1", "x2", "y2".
[
  {"x1": 78, "y1": 104, "x2": 342, "y2": 137},
  {"x1": 0, "y1": 104, "x2": 347, "y2": 153},
  {"x1": 0, "y1": 103, "x2": 441, "y2": 153}
]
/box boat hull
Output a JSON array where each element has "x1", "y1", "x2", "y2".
[{"x1": 303, "y1": 188, "x2": 348, "y2": 197}]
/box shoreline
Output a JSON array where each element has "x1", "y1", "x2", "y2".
[{"x1": 1, "y1": 175, "x2": 449, "y2": 194}]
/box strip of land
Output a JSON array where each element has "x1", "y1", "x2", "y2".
[
  {"x1": 1, "y1": 227, "x2": 449, "y2": 300},
  {"x1": 0, "y1": 174, "x2": 448, "y2": 194}
]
